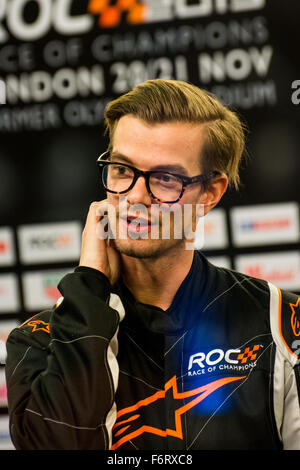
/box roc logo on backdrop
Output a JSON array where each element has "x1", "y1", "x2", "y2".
[
  {"x1": 87, "y1": 0, "x2": 266, "y2": 28},
  {"x1": 0, "y1": 0, "x2": 266, "y2": 42}
]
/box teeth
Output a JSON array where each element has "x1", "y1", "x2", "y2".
[{"x1": 128, "y1": 218, "x2": 149, "y2": 226}]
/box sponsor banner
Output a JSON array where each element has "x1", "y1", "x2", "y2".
[
  {"x1": 230, "y1": 202, "x2": 300, "y2": 247},
  {"x1": 0, "y1": 416, "x2": 15, "y2": 450},
  {"x1": 0, "y1": 319, "x2": 20, "y2": 365},
  {"x1": 235, "y1": 251, "x2": 300, "y2": 291},
  {"x1": 0, "y1": 369, "x2": 7, "y2": 407},
  {"x1": 0, "y1": 227, "x2": 15, "y2": 266},
  {"x1": 0, "y1": 0, "x2": 276, "y2": 134},
  {"x1": 0, "y1": 0, "x2": 267, "y2": 43},
  {"x1": 200, "y1": 208, "x2": 228, "y2": 250},
  {"x1": 0, "y1": 274, "x2": 20, "y2": 313},
  {"x1": 207, "y1": 256, "x2": 231, "y2": 269},
  {"x1": 22, "y1": 269, "x2": 72, "y2": 311},
  {"x1": 17, "y1": 221, "x2": 82, "y2": 264}
]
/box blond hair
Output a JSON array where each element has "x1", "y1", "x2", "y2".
[{"x1": 104, "y1": 79, "x2": 246, "y2": 189}]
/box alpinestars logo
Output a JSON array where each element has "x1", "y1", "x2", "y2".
[
  {"x1": 27, "y1": 320, "x2": 50, "y2": 334},
  {"x1": 111, "y1": 374, "x2": 245, "y2": 450},
  {"x1": 290, "y1": 297, "x2": 300, "y2": 337}
]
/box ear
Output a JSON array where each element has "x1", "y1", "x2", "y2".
[{"x1": 197, "y1": 173, "x2": 228, "y2": 216}]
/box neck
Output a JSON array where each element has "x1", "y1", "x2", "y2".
[{"x1": 120, "y1": 248, "x2": 195, "y2": 310}]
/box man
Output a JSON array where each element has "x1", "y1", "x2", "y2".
[{"x1": 5, "y1": 79, "x2": 300, "y2": 450}]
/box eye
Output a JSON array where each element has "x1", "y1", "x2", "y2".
[
  {"x1": 160, "y1": 174, "x2": 172, "y2": 183},
  {"x1": 151, "y1": 172, "x2": 181, "y2": 187},
  {"x1": 111, "y1": 164, "x2": 132, "y2": 178}
]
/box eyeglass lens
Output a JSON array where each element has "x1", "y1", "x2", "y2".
[{"x1": 102, "y1": 163, "x2": 183, "y2": 202}]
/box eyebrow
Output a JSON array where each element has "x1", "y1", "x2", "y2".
[{"x1": 110, "y1": 151, "x2": 189, "y2": 175}]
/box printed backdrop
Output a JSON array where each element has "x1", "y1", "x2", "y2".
[{"x1": 0, "y1": 0, "x2": 300, "y2": 448}]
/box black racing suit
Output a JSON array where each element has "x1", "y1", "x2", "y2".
[{"x1": 5, "y1": 252, "x2": 300, "y2": 450}]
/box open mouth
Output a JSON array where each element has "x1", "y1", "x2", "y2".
[
  {"x1": 119, "y1": 214, "x2": 155, "y2": 234},
  {"x1": 127, "y1": 215, "x2": 151, "y2": 232}
]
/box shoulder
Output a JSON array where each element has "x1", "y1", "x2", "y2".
[
  {"x1": 203, "y1": 253, "x2": 300, "y2": 363},
  {"x1": 8, "y1": 309, "x2": 52, "y2": 349},
  {"x1": 200, "y1": 252, "x2": 271, "y2": 305}
]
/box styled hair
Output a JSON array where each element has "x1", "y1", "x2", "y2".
[{"x1": 104, "y1": 79, "x2": 246, "y2": 189}]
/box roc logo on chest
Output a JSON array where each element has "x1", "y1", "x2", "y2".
[{"x1": 187, "y1": 344, "x2": 262, "y2": 376}]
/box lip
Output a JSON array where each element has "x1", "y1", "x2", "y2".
[{"x1": 119, "y1": 215, "x2": 154, "y2": 233}]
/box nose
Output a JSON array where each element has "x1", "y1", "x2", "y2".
[{"x1": 127, "y1": 174, "x2": 152, "y2": 206}]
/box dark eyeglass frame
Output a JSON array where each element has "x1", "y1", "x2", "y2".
[{"x1": 97, "y1": 150, "x2": 219, "y2": 204}]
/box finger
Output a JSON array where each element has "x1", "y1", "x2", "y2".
[{"x1": 95, "y1": 199, "x2": 109, "y2": 220}]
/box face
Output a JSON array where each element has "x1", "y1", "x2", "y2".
[{"x1": 106, "y1": 115, "x2": 221, "y2": 259}]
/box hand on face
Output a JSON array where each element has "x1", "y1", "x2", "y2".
[{"x1": 79, "y1": 199, "x2": 121, "y2": 285}]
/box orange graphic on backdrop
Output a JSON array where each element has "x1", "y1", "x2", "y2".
[
  {"x1": 88, "y1": 0, "x2": 146, "y2": 28},
  {"x1": 111, "y1": 374, "x2": 245, "y2": 450}
]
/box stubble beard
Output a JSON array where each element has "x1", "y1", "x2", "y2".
[{"x1": 112, "y1": 235, "x2": 186, "y2": 259}]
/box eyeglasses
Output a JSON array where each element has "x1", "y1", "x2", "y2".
[{"x1": 97, "y1": 151, "x2": 218, "y2": 204}]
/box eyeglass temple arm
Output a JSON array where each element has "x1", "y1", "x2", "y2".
[
  {"x1": 187, "y1": 170, "x2": 220, "y2": 184},
  {"x1": 97, "y1": 151, "x2": 110, "y2": 162}
]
